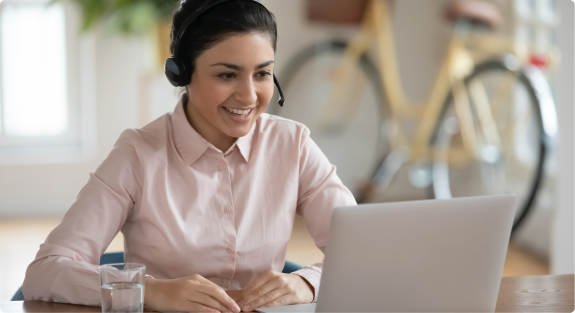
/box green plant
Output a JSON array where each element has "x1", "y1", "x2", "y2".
[{"x1": 52, "y1": 0, "x2": 178, "y2": 34}]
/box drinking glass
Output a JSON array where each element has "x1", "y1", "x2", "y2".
[{"x1": 99, "y1": 263, "x2": 146, "y2": 313}]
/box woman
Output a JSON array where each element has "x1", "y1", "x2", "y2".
[{"x1": 22, "y1": 0, "x2": 356, "y2": 312}]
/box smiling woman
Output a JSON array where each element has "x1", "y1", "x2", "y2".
[
  {"x1": 187, "y1": 34, "x2": 276, "y2": 151},
  {"x1": 166, "y1": 0, "x2": 280, "y2": 152},
  {"x1": 22, "y1": 1, "x2": 357, "y2": 312}
]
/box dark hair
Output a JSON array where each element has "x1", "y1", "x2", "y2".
[{"x1": 170, "y1": 0, "x2": 277, "y2": 79}]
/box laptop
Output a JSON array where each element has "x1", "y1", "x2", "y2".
[{"x1": 257, "y1": 195, "x2": 517, "y2": 312}]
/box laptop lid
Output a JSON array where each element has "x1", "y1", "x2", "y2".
[{"x1": 315, "y1": 195, "x2": 516, "y2": 312}]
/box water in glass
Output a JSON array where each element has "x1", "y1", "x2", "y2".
[{"x1": 101, "y1": 282, "x2": 144, "y2": 313}]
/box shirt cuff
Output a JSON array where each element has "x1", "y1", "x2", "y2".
[{"x1": 292, "y1": 267, "x2": 321, "y2": 303}]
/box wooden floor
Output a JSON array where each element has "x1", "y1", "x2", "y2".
[{"x1": 0, "y1": 216, "x2": 549, "y2": 301}]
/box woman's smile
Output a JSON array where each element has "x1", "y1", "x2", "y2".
[{"x1": 221, "y1": 106, "x2": 255, "y2": 123}]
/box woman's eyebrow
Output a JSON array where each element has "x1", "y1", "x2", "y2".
[
  {"x1": 256, "y1": 60, "x2": 274, "y2": 69},
  {"x1": 211, "y1": 62, "x2": 242, "y2": 70},
  {"x1": 210, "y1": 60, "x2": 275, "y2": 70}
]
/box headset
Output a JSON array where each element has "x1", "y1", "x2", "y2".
[{"x1": 165, "y1": 0, "x2": 285, "y2": 107}]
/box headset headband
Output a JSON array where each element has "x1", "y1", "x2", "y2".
[{"x1": 166, "y1": 0, "x2": 285, "y2": 106}]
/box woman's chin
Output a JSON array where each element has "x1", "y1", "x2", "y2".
[{"x1": 224, "y1": 126, "x2": 252, "y2": 139}]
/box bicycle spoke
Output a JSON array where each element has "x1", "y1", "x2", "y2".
[
  {"x1": 452, "y1": 81, "x2": 480, "y2": 156},
  {"x1": 469, "y1": 79, "x2": 501, "y2": 148}
]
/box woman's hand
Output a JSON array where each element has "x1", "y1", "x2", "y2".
[
  {"x1": 144, "y1": 274, "x2": 241, "y2": 313},
  {"x1": 236, "y1": 271, "x2": 314, "y2": 312}
]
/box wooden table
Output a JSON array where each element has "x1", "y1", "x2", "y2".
[{"x1": 1, "y1": 275, "x2": 573, "y2": 312}]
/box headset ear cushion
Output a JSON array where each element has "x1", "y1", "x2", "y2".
[{"x1": 165, "y1": 57, "x2": 191, "y2": 87}]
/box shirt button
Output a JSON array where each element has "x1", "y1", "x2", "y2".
[
  {"x1": 224, "y1": 206, "x2": 232, "y2": 214},
  {"x1": 218, "y1": 165, "x2": 227, "y2": 171},
  {"x1": 226, "y1": 247, "x2": 234, "y2": 254}
]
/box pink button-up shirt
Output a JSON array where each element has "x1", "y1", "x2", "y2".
[{"x1": 23, "y1": 95, "x2": 356, "y2": 306}]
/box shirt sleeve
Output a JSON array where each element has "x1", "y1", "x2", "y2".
[
  {"x1": 22, "y1": 130, "x2": 143, "y2": 306},
  {"x1": 291, "y1": 129, "x2": 357, "y2": 302}
]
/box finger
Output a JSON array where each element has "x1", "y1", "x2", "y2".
[
  {"x1": 238, "y1": 279, "x2": 281, "y2": 311},
  {"x1": 195, "y1": 283, "x2": 241, "y2": 313},
  {"x1": 188, "y1": 291, "x2": 233, "y2": 313},
  {"x1": 244, "y1": 287, "x2": 291, "y2": 312},
  {"x1": 261, "y1": 293, "x2": 294, "y2": 309},
  {"x1": 239, "y1": 271, "x2": 276, "y2": 306},
  {"x1": 194, "y1": 275, "x2": 233, "y2": 296},
  {"x1": 189, "y1": 276, "x2": 239, "y2": 312},
  {"x1": 239, "y1": 277, "x2": 283, "y2": 311},
  {"x1": 181, "y1": 301, "x2": 221, "y2": 313}
]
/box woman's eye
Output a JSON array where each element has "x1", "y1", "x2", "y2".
[
  {"x1": 256, "y1": 71, "x2": 272, "y2": 78},
  {"x1": 218, "y1": 73, "x2": 235, "y2": 80}
]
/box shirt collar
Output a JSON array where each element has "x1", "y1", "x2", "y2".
[
  {"x1": 235, "y1": 120, "x2": 255, "y2": 162},
  {"x1": 171, "y1": 94, "x2": 255, "y2": 165}
]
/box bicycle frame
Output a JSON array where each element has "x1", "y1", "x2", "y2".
[{"x1": 321, "y1": 0, "x2": 550, "y2": 166}]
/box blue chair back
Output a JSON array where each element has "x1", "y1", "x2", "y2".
[
  {"x1": 282, "y1": 261, "x2": 303, "y2": 274},
  {"x1": 98, "y1": 251, "x2": 124, "y2": 264},
  {"x1": 11, "y1": 252, "x2": 302, "y2": 301}
]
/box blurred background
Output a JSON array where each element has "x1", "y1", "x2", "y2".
[{"x1": 0, "y1": 0, "x2": 572, "y2": 302}]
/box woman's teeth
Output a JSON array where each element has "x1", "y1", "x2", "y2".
[{"x1": 225, "y1": 107, "x2": 251, "y2": 116}]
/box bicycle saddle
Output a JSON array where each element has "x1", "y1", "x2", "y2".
[{"x1": 445, "y1": 0, "x2": 502, "y2": 30}]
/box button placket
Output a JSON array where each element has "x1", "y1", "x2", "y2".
[{"x1": 217, "y1": 155, "x2": 236, "y2": 283}]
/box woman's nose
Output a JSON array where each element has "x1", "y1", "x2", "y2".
[{"x1": 234, "y1": 77, "x2": 257, "y2": 105}]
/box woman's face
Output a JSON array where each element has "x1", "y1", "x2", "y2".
[{"x1": 186, "y1": 33, "x2": 275, "y2": 150}]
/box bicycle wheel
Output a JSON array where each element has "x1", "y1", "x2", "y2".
[
  {"x1": 431, "y1": 60, "x2": 550, "y2": 232},
  {"x1": 269, "y1": 41, "x2": 389, "y2": 199}
]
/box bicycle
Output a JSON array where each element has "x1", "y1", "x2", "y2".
[{"x1": 268, "y1": 0, "x2": 559, "y2": 232}]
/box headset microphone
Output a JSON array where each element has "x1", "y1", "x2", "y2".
[
  {"x1": 273, "y1": 75, "x2": 285, "y2": 106},
  {"x1": 165, "y1": 0, "x2": 285, "y2": 107}
]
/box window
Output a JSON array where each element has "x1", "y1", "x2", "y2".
[{"x1": 0, "y1": 0, "x2": 96, "y2": 164}]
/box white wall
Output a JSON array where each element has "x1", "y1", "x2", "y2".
[{"x1": 550, "y1": 0, "x2": 574, "y2": 274}]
